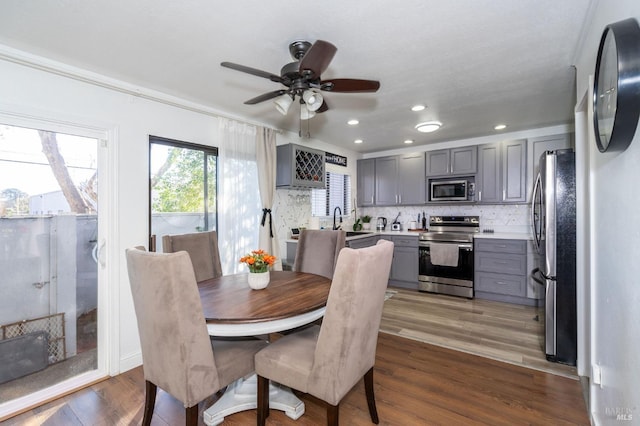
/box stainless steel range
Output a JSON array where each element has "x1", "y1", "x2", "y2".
[{"x1": 418, "y1": 216, "x2": 479, "y2": 298}]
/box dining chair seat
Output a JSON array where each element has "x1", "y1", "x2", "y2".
[{"x1": 255, "y1": 239, "x2": 395, "y2": 426}]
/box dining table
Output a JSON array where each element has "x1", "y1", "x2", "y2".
[{"x1": 198, "y1": 270, "x2": 331, "y2": 426}]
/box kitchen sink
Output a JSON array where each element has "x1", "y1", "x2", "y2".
[{"x1": 345, "y1": 231, "x2": 371, "y2": 237}]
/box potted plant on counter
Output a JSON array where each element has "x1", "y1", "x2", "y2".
[{"x1": 361, "y1": 215, "x2": 372, "y2": 230}]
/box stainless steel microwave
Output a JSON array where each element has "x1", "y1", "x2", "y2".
[{"x1": 430, "y1": 179, "x2": 468, "y2": 201}]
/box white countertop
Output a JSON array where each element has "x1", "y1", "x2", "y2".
[{"x1": 287, "y1": 230, "x2": 532, "y2": 243}]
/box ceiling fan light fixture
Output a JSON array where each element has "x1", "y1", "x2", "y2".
[
  {"x1": 274, "y1": 95, "x2": 292, "y2": 115},
  {"x1": 302, "y1": 89, "x2": 323, "y2": 112},
  {"x1": 415, "y1": 121, "x2": 442, "y2": 133},
  {"x1": 300, "y1": 106, "x2": 316, "y2": 120}
]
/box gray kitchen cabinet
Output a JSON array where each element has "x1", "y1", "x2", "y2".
[
  {"x1": 388, "y1": 235, "x2": 418, "y2": 289},
  {"x1": 374, "y1": 153, "x2": 426, "y2": 206},
  {"x1": 474, "y1": 238, "x2": 537, "y2": 305},
  {"x1": 357, "y1": 158, "x2": 376, "y2": 206},
  {"x1": 526, "y1": 133, "x2": 572, "y2": 202},
  {"x1": 426, "y1": 146, "x2": 477, "y2": 176},
  {"x1": 276, "y1": 143, "x2": 325, "y2": 189},
  {"x1": 476, "y1": 139, "x2": 526, "y2": 203}
]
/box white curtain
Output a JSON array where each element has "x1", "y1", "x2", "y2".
[
  {"x1": 256, "y1": 127, "x2": 282, "y2": 270},
  {"x1": 218, "y1": 118, "x2": 260, "y2": 274}
]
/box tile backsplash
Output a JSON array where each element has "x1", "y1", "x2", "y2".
[{"x1": 273, "y1": 188, "x2": 531, "y2": 257}]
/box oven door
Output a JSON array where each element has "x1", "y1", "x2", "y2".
[{"x1": 418, "y1": 241, "x2": 474, "y2": 286}]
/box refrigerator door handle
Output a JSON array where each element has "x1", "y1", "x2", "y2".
[
  {"x1": 531, "y1": 173, "x2": 542, "y2": 253},
  {"x1": 545, "y1": 278, "x2": 556, "y2": 357}
]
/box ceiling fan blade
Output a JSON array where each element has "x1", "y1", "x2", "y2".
[
  {"x1": 244, "y1": 90, "x2": 287, "y2": 105},
  {"x1": 316, "y1": 100, "x2": 329, "y2": 113},
  {"x1": 298, "y1": 40, "x2": 337, "y2": 79},
  {"x1": 321, "y1": 78, "x2": 380, "y2": 92},
  {"x1": 221, "y1": 62, "x2": 284, "y2": 84}
]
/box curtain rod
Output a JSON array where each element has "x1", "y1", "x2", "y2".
[{"x1": 0, "y1": 45, "x2": 282, "y2": 133}]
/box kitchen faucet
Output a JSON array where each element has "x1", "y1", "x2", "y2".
[{"x1": 333, "y1": 206, "x2": 342, "y2": 230}]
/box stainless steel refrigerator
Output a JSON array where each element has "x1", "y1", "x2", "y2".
[{"x1": 531, "y1": 149, "x2": 577, "y2": 366}]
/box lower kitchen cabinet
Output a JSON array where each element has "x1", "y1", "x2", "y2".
[
  {"x1": 388, "y1": 235, "x2": 419, "y2": 289},
  {"x1": 474, "y1": 238, "x2": 539, "y2": 305}
]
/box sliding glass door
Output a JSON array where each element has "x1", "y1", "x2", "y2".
[{"x1": 0, "y1": 123, "x2": 101, "y2": 411}]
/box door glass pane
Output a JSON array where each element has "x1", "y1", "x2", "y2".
[
  {"x1": 150, "y1": 140, "x2": 217, "y2": 252},
  {"x1": 0, "y1": 124, "x2": 98, "y2": 402}
]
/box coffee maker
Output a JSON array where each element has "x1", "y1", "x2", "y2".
[{"x1": 376, "y1": 217, "x2": 387, "y2": 231}]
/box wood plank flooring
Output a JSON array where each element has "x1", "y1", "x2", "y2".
[
  {"x1": 3, "y1": 289, "x2": 589, "y2": 425},
  {"x1": 380, "y1": 288, "x2": 578, "y2": 379},
  {"x1": 4, "y1": 332, "x2": 589, "y2": 425}
]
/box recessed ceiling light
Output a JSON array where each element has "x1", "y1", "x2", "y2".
[
  {"x1": 415, "y1": 121, "x2": 442, "y2": 133},
  {"x1": 411, "y1": 104, "x2": 426, "y2": 112},
  {"x1": 494, "y1": 124, "x2": 507, "y2": 130},
  {"x1": 404, "y1": 139, "x2": 414, "y2": 144},
  {"x1": 347, "y1": 119, "x2": 359, "y2": 125},
  {"x1": 354, "y1": 139, "x2": 363, "y2": 144}
]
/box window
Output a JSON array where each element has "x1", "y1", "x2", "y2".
[
  {"x1": 149, "y1": 136, "x2": 218, "y2": 252},
  {"x1": 311, "y1": 172, "x2": 351, "y2": 217}
]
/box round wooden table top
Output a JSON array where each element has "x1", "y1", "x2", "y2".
[{"x1": 198, "y1": 270, "x2": 331, "y2": 325}]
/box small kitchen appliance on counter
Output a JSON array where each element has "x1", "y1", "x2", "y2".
[
  {"x1": 391, "y1": 212, "x2": 402, "y2": 231},
  {"x1": 376, "y1": 217, "x2": 387, "y2": 231},
  {"x1": 418, "y1": 216, "x2": 479, "y2": 298}
]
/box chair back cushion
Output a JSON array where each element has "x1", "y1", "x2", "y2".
[
  {"x1": 309, "y1": 239, "x2": 394, "y2": 405},
  {"x1": 125, "y1": 248, "x2": 220, "y2": 406},
  {"x1": 292, "y1": 230, "x2": 346, "y2": 279},
  {"x1": 162, "y1": 231, "x2": 223, "y2": 282}
]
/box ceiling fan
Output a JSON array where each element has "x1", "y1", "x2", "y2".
[{"x1": 221, "y1": 40, "x2": 380, "y2": 119}]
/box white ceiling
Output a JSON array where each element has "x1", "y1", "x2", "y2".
[{"x1": 0, "y1": 0, "x2": 595, "y2": 153}]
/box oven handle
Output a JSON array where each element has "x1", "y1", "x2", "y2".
[{"x1": 419, "y1": 241, "x2": 473, "y2": 250}]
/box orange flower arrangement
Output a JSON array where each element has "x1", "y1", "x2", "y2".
[{"x1": 239, "y1": 249, "x2": 276, "y2": 273}]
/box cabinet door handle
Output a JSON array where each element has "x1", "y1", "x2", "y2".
[
  {"x1": 371, "y1": 195, "x2": 374, "y2": 204},
  {"x1": 478, "y1": 191, "x2": 482, "y2": 202},
  {"x1": 399, "y1": 194, "x2": 402, "y2": 204},
  {"x1": 503, "y1": 190, "x2": 506, "y2": 200}
]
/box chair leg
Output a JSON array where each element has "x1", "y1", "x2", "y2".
[
  {"x1": 257, "y1": 375, "x2": 270, "y2": 426},
  {"x1": 185, "y1": 405, "x2": 199, "y2": 426},
  {"x1": 364, "y1": 367, "x2": 379, "y2": 424},
  {"x1": 142, "y1": 380, "x2": 157, "y2": 426},
  {"x1": 327, "y1": 403, "x2": 339, "y2": 426}
]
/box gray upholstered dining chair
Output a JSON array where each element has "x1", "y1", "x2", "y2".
[
  {"x1": 125, "y1": 248, "x2": 266, "y2": 426},
  {"x1": 292, "y1": 229, "x2": 346, "y2": 279},
  {"x1": 255, "y1": 239, "x2": 395, "y2": 426},
  {"x1": 162, "y1": 230, "x2": 223, "y2": 282}
]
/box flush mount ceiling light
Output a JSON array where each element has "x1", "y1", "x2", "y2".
[
  {"x1": 404, "y1": 139, "x2": 414, "y2": 144},
  {"x1": 354, "y1": 139, "x2": 363, "y2": 144},
  {"x1": 494, "y1": 124, "x2": 507, "y2": 130},
  {"x1": 347, "y1": 119, "x2": 359, "y2": 125},
  {"x1": 415, "y1": 121, "x2": 442, "y2": 133},
  {"x1": 274, "y1": 94, "x2": 293, "y2": 115},
  {"x1": 411, "y1": 104, "x2": 426, "y2": 112},
  {"x1": 302, "y1": 89, "x2": 323, "y2": 112}
]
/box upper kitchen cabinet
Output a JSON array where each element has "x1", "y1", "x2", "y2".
[
  {"x1": 526, "y1": 133, "x2": 572, "y2": 202},
  {"x1": 476, "y1": 139, "x2": 527, "y2": 203},
  {"x1": 276, "y1": 143, "x2": 325, "y2": 189},
  {"x1": 357, "y1": 158, "x2": 375, "y2": 206},
  {"x1": 425, "y1": 146, "x2": 477, "y2": 176},
  {"x1": 374, "y1": 153, "x2": 426, "y2": 206}
]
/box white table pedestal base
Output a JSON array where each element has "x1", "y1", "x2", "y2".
[{"x1": 203, "y1": 374, "x2": 304, "y2": 425}]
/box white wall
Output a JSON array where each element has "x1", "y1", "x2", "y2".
[{"x1": 573, "y1": 1, "x2": 640, "y2": 424}]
